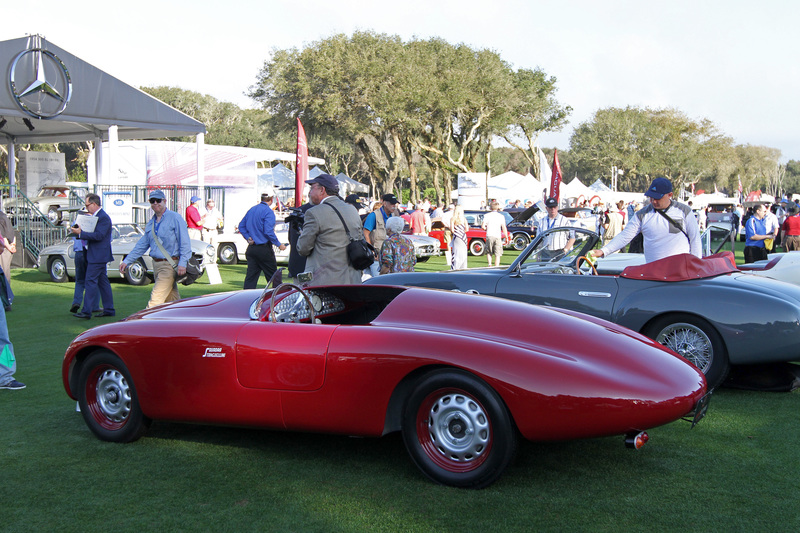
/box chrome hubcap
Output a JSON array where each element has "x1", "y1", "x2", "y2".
[
  {"x1": 427, "y1": 392, "x2": 490, "y2": 462},
  {"x1": 657, "y1": 322, "x2": 712, "y2": 373},
  {"x1": 95, "y1": 369, "x2": 132, "y2": 423}
]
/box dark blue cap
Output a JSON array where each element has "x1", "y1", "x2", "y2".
[{"x1": 644, "y1": 177, "x2": 673, "y2": 199}]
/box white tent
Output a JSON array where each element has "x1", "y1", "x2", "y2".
[{"x1": 487, "y1": 171, "x2": 546, "y2": 206}]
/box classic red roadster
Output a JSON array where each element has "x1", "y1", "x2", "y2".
[{"x1": 63, "y1": 284, "x2": 708, "y2": 488}]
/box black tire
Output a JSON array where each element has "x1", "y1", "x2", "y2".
[
  {"x1": 77, "y1": 350, "x2": 151, "y2": 443},
  {"x1": 217, "y1": 243, "x2": 238, "y2": 265},
  {"x1": 402, "y1": 369, "x2": 517, "y2": 489},
  {"x1": 510, "y1": 232, "x2": 530, "y2": 251},
  {"x1": 123, "y1": 259, "x2": 150, "y2": 286},
  {"x1": 643, "y1": 313, "x2": 730, "y2": 389},
  {"x1": 48, "y1": 256, "x2": 68, "y2": 283},
  {"x1": 469, "y1": 239, "x2": 486, "y2": 256}
]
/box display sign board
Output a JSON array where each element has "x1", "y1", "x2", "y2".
[
  {"x1": 102, "y1": 191, "x2": 133, "y2": 224},
  {"x1": 18, "y1": 151, "x2": 66, "y2": 196}
]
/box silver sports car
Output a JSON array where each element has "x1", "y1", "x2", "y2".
[{"x1": 37, "y1": 223, "x2": 215, "y2": 285}]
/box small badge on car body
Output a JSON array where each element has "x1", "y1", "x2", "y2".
[{"x1": 202, "y1": 348, "x2": 226, "y2": 358}]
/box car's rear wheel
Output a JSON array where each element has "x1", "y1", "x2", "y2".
[
  {"x1": 48, "y1": 256, "x2": 68, "y2": 283},
  {"x1": 469, "y1": 239, "x2": 485, "y2": 256},
  {"x1": 78, "y1": 350, "x2": 150, "y2": 442},
  {"x1": 218, "y1": 243, "x2": 238, "y2": 264},
  {"x1": 123, "y1": 259, "x2": 150, "y2": 286},
  {"x1": 402, "y1": 369, "x2": 517, "y2": 489},
  {"x1": 511, "y1": 232, "x2": 530, "y2": 251},
  {"x1": 644, "y1": 313, "x2": 729, "y2": 389}
]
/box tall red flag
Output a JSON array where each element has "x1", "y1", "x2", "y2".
[
  {"x1": 295, "y1": 118, "x2": 309, "y2": 207},
  {"x1": 549, "y1": 149, "x2": 563, "y2": 201}
]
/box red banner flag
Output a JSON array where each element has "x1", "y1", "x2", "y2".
[
  {"x1": 549, "y1": 149, "x2": 563, "y2": 202},
  {"x1": 295, "y1": 118, "x2": 309, "y2": 207}
]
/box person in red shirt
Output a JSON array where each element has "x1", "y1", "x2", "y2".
[
  {"x1": 781, "y1": 203, "x2": 800, "y2": 251},
  {"x1": 185, "y1": 196, "x2": 203, "y2": 240}
]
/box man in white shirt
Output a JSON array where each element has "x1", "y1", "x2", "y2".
[
  {"x1": 535, "y1": 197, "x2": 575, "y2": 260},
  {"x1": 591, "y1": 177, "x2": 700, "y2": 263},
  {"x1": 482, "y1": 201, "x2": 508, "y2": 266}
]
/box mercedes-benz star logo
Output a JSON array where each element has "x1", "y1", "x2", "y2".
[{"x1": 9, "y1": 48, "x2": 72, "y2": 119}]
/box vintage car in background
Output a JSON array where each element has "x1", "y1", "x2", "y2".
[
  {"x1": 465, "y1": 209, "x2": 537, "y2": 251},
  {"x1": 37, "y1": 223, "x2": 215, "y2": 285},
  {"x1": 215, "y1": 222, "x2": 440, "y2": 265},
  {"x1": 4, "y1": 184, "x2": 89, "y2": 225},
  {"x1": 371, "y1": 226, "x2": 800, "y2": 389},
  {"x1": 63, "y1": 284, "x2": 707, "y2": 488}
]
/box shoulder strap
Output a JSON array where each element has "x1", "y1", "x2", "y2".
[
  {"x1": 326, "y1": 202, "x2": 356, "y2": 241},
  {"x1": 655, "y1": 208, "x2": 690, "y2": 243},
  {"x1": 151, "y1": 219, "x2": 177, "y2": 268}
]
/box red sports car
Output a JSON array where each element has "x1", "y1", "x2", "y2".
[{"x1": 63, "y1": 283, "x2": 708, "y2": 488}]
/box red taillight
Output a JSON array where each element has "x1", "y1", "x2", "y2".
[{"x1": 624, "y1": 431, "x2": 649, "y2": 449}]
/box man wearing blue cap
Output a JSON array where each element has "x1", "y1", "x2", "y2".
[
  {"x1": 120, "y1": 189, "x2": 192, "y2": 308},
  {"x1": 591, "y1": 177, "x2": 700, "y2": 263},
  {"x1": 186, "y1": 195, "x2": 203, "y2": 240}
]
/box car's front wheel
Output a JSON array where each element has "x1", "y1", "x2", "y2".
[
  {"x1": 644, "y1": 313, "x2": 729, "y2": 389},
  {"x1": 402, "y1": 369, "x2": 517, "y2": 489},
  {"x1": 123, "y1": 259, "x2": 150, "y2": 286},
  {"x1": 46, "y1": 206, "x2": 61, "y2": 225},
  {"x1": 217, "y1": 243, "x2": 238, "y2": 265},
  {"x1": 77, "y1": 350, "x2": 151, "y2": 443},
  {"x1": 469, "y1": 239, "x2": 485, "y2": 256},
  {"x1": 48, "y1": 256, "x2": 68, "y2": 283}
]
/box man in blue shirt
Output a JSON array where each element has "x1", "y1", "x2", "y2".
[
  {"x1": 239, "y1": 187, "x2": 286, "y2": 289},
  {"x1": 744, "y1": 203, "x2": 770, "y2": 264},
  {"x1": 363, "y1": 193, "x2": 399, "y2": 277},
  {"x1": 120, "y1": 189, "x2": 192, "y2": 308}
]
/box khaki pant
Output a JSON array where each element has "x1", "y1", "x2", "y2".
[{"x1": 148, "y1": 260, "x2": 180, "y2": 308}]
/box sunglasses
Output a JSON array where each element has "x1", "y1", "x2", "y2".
[{"x1": 149, "y1": 198, "x2": 163, "y2": 204}]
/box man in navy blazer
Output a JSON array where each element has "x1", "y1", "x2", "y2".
[{"x1": 70, "y1": 194, "x2": 115, "y2": 319}]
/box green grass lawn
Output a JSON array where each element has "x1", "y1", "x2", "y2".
[{"x1": 3, "y1": 251, "x2": 798, "y2": 532}]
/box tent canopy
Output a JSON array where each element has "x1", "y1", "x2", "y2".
[{"x1": 0, "y1": 35, "x2": 205, "y2": 144}]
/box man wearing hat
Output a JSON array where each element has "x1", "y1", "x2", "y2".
[
  {"x1": 534, "y1": 197, "x2": 576, "y2": 260},
  {"x1": 185, "y1": 196, "x2": 204, "y2": 240},
  {"x1": 121, "y1": 190, "x2": 192, "y2": 308},
  {"x1": 591, "y1": 177, "x2": 700, "y2": 263},
  {"x1": 296, "y1": 174, "x2": 364, "y2": 285},
  {"x1": 362, "y1": 193, "x2": 400, "y2": 277},
  {"x1": 238, "y1": 186, "x2": 286, "y2": 290}
]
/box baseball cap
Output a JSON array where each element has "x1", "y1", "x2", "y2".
[
  {"x1": 381, "y1": 193, "x2": 399, "y2": 204},
  {"x1": 544, "y1": 197, "x2": 558, "y2": 208},
  {"x1": 305, "y1": 173, "x2": 339, "y2": 191},
  {"x1": 644, "y1": 177, "x2": 673, "y2": 199},
  {"x1": 261, "y1": 185, "x2": 276, "y2": 197},
  {"x1": 149, "y1": 189, "x2": 166, "y2": 200},
  {"x1": 345, "y1": 194, "x2": 365, "y2": 209},
  {"x1": 190, "y1": 195, "x2": 201, "y2": 203}
]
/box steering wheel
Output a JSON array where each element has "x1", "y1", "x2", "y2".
[
  {"x1": 268, "y1": 283, "x2": 317, "y2": 323},
  {"x1": 575, "y1": 256, "x2": 598, "y2": 276}
]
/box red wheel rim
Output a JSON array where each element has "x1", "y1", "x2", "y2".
[
  {"x1": 415, "y1": 387, "x2": 493, "y2": 473},
  {"x1": 84, "y1": 363, "x2": 132, "y2": 431}
]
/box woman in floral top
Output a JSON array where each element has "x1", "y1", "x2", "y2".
[{"x1": 379, "y1": 216, "x2": 416, "y2": 274}]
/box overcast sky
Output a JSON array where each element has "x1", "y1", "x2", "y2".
[{"x1": 4, "y1": 0, "x2": 798, "y2": 161}]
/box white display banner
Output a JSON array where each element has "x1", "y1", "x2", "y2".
[{"x1": 102, "y1": 191, "x2": 134, "y2": 224}]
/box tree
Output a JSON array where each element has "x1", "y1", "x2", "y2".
[{"x1": 497, "y1": 68, "x2": 571, "y2": 180}]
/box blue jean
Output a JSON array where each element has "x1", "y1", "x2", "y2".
[
  {"x1": 0, "y1": 305, "x2": 16, "y2": 385},
  {"x1": 72, "y1": 250, "x2": 87, "y2": 308}
]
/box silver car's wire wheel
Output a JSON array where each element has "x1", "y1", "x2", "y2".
[
  {"x1": 655, "y1": 322, "x2": 713, "y2": 373},
  {"x1": 418, "y1": 389, "x2": 492, "y2": 469}
]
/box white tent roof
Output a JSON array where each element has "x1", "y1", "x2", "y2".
[{"x1": 0, "y1": 35, "x2": 205, "y2": 144}]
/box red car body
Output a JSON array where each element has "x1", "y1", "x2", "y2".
[{"x1": 63, "y1": 284, "x2": 707, "y2": 488}]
